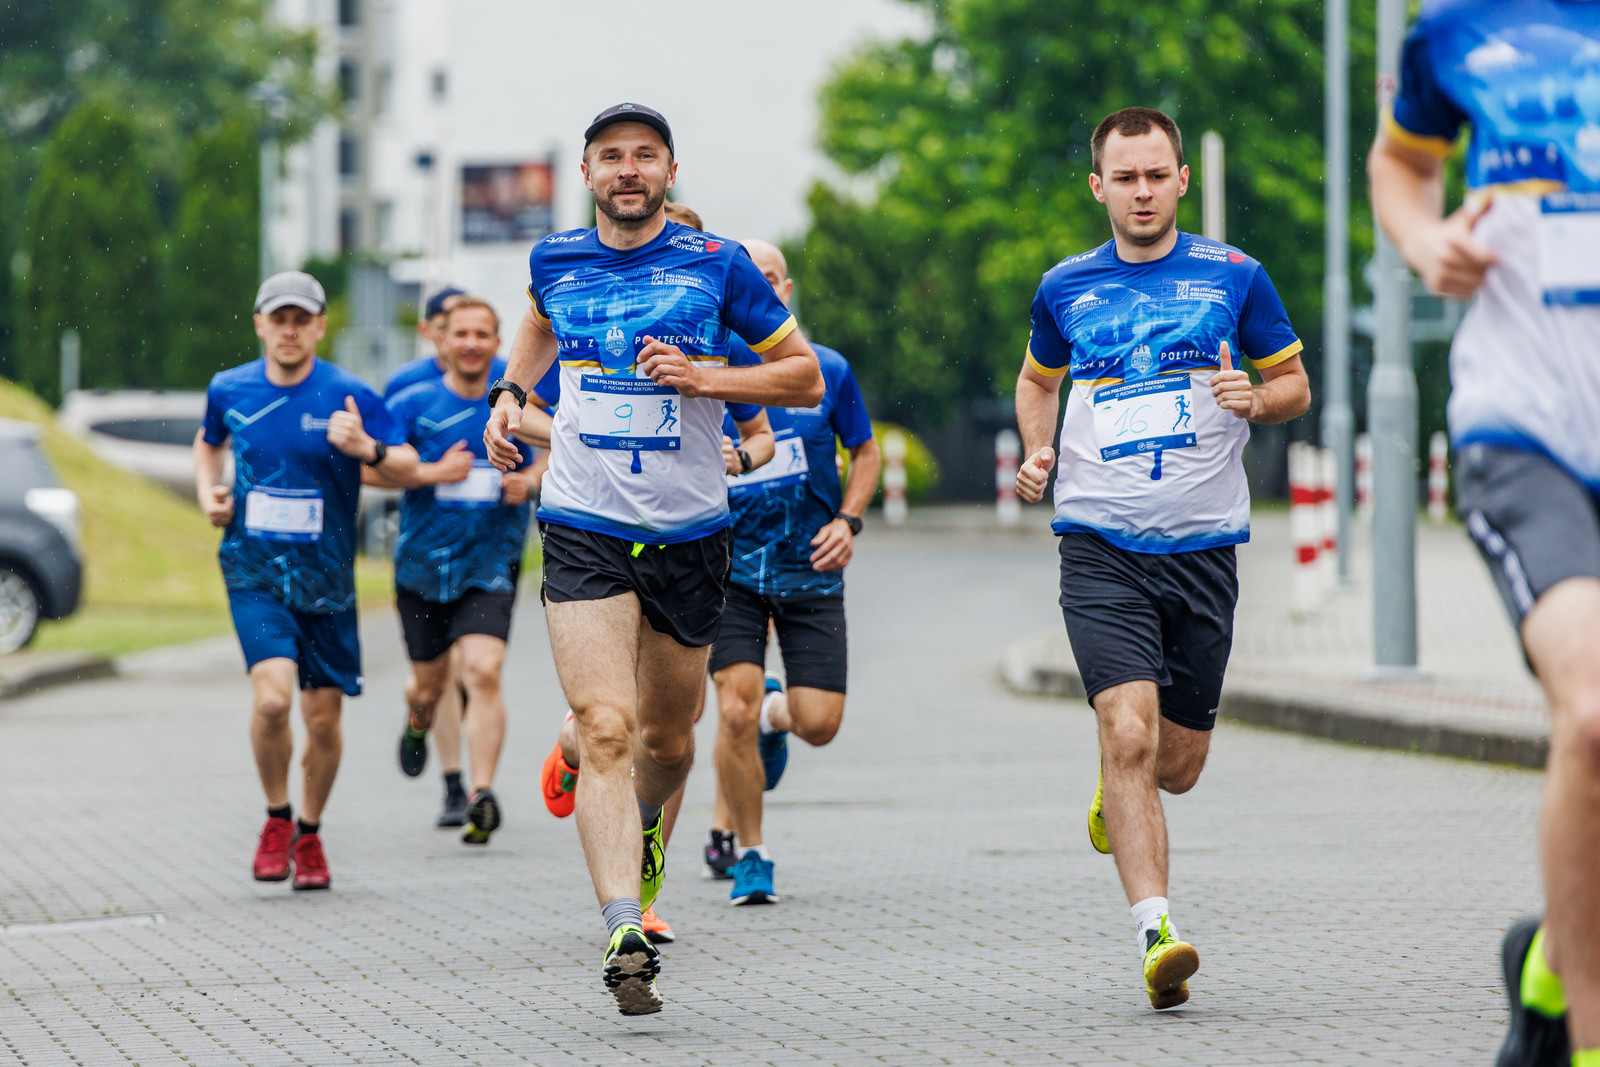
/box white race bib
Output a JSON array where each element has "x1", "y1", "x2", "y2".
[
  {"x1": 244, "y1": 487, "x2": 324, "y2": 541},
  {"x1": 435, "y1": 463, "x2": 503, "y2": 506},
  {"x1": 1537, "y1": 193, "x2": 1600, "y2": 305},
  {"x1": 576, "y1": 374, "x2": 682, "y2": 452},
  {"x1": 1091, "y1": 375, "x2": 1199, "y2": 462},
  {"x1": 727, "y1": 435, "x2": 811, "y2": 494}
]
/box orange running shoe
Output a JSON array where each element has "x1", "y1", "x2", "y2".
[
  {"x1": 541, "y1": 742, "x2": 578, "y2": 818},
  {"x1": 640, "y1": 905, "x2": 675, "y2": 944}
]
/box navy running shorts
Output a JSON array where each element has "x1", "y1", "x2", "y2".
[
  {"x1": 708, "y1": 583, "x2": 848, "y2": 693},
  {"x1": 227, "y1": 587, "x2": 363, "y2": 696}
]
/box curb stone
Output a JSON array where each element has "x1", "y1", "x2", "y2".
[{"x1": 0, "y1": 652, "x2": 117, "y2": 702}]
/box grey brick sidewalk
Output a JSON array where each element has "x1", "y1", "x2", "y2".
[
  {"x1": 1005, "y1": 509, "x2": 1550, "y2": 766},
  {"x1": 0, "y1": 522, "x2": 1543, "y2": 1064}
]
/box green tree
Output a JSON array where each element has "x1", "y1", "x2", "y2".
[
  {"x1": 16, "y1": 95, "x2": 164, "y2": 399},
  {"x1": 792, "y1": 0, "x2": 1378, "y2": 426},
  {"x1": 165, "y1": 120, "x2": 259, "y2": 386},
  {"x1": 0, "y1": 126, "x2": 16, "y2": 380}
]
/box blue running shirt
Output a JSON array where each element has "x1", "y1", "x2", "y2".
[
  {"x1": 1027, "y1": 233, "x2": 1301, "y2": 553},
  {"x1": 722, "y1": 337, "x2": 874, "y2": 597},
  {"x1": 203, "y1": 358, "x2": 405, "y2": 612},
  {"x1": 388, "y1": 377, "x2": 533, "y2": 602},
  {"x1": 1390, "y1": 0, "x2": 1600, "y2": 486},
  {"x1": 526, "y1": 222, "x2": 797, "y2": 543}
]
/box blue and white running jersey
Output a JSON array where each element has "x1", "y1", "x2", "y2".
[
  {"x1": 1390, "y1": 0, "x2": 1600, "y2": 487},
  {"x1": 722, "y1": 337, "x2": 875, "y2": 597},
  {"x1": 1027, "y1": 233, "x2": 1302, "y2": 553},
  {"x1": 527, "y1": 221, "x2": 797, "y2": 543},
  {"x1": 387, "y1": 377, "x2": 533, "y2": 603},
  {"x1": 203, "y1": 358, "x2": 405, "y2": 613}
]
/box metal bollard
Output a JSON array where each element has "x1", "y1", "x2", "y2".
[
  {"x1": 1317, "y1": 447, "x2": 1339, "y2": 597},
  {"x1": 882, "y1": 429, "x2": 908, "y2": 526},
  {"x1": 1355, "y1": 433, "x2": 1373, "y2": 518},
  {"x1": 1428, "y1": 431, "x2": 1450, "y2": 524},
  {"x1": 1289, "y1": 443, "x2": 1321, "y2": 617},
  {"x1": 995, "y1": 429, "x2": 1021, "y2": 527}
]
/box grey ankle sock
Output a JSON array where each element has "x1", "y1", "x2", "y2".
[
  {"x1": 637, "y1": 798, "x2": 663, "y2": 828},
  {"x1": 601, "y1": 897, "x2": 643, "y2": 937}
]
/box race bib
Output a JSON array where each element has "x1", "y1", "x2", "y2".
[
  {"x1": 1538, "y1": 193, "x2": 1600, "y2": 305},
  {"x1": 435, "y1": 463, "x2": 503, "y2": 506},
  {"x1": 727, "y1": 435, "x2": 811, "y2": 494},
  {"x1": 576, "y1": 374, "x2": 682, "y2": 451},
  {"x1": 1091, "y1": 376, "x2": 1199, "y2": 462},
  {"x1": 243, "y1": 487, "x2": 324, "y2": 542}
]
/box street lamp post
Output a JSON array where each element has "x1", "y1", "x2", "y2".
[
  {"x1": 1323, "y1": 0, "x2": 1355, "y2": 584},
  {"x1": 252, "y1": 82, "x2": 289, "y2": 282}
]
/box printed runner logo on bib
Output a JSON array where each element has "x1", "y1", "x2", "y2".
[
  {"x1": 727, "y1": 436, "x2": 811, "y2": 495},
  {"x1": 577, "y1": 374, "x2": 682, "y2": 451},
  {"x1": 435, "y1": 462, "x2": 503, "y2": 506},
  {"x1": 1537, "y1": 192, "x2": 1600, "y2": 306},
  {"x1": 243, "y1": 486, "x2": 324, "y2": 542},
  {"x1": 1091, "y1": 375, "x2": 1198, "y2": 461}
]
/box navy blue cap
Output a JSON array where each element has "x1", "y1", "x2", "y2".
[
  {"x1": 423, "y1": 287, "x2": 466, "y2": 319},
  {"x1": 583, "y1": 102, "x2": 674, "y2": 156}
]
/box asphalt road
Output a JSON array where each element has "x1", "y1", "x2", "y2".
[{"x1": 0, "y1": 522, "x2": 1543, "y2": 1064}]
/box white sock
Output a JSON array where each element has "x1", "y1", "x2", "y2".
[
  {"x1": 1131, "y1": 896, "x2": 1173, "y2": 950},
  {"x1": 758, "y1": 691, "x2": 779, "y2": 735},
  {"x1": 736, "y1": 844, "x2": 771, "y2": 861}
]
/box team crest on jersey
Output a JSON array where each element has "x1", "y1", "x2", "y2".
[
  {"x1": 1128, "y1": 343, "x2": 1157, "y2": 378},
  {"x1": 605, "y1": 325, "x2": 627, "y2": 358}
]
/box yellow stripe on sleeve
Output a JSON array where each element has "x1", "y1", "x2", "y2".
[
  {"x1": 526, "y1": 286, "x2": 551, "y2": 327},
  {"x1": 1382, "y1": 112, "x2": 1455, "y2": 160},
  {"x1": 1248, "y1": 339, "x2": 1304, "y2": 370},
  {"x1": 748, "y1": 315, "x2": 798, "y2": 354},
  {"x1": 1025, "y1": 346, "x2": 1070, "y2": 379}
]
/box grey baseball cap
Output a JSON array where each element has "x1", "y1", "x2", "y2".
[{"x1": 254, "y1": 271, "x2": 328, "y2": 315}]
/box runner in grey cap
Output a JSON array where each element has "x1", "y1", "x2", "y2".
[{"x1": 254, "y1": 272, "x2": 328, "y2": 316}]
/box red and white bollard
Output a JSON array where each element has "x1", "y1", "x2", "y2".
[
  {"x1": 995, "y1": 429, "x2": 1021, "y2": 527},
  {"x1": 1289, "y1": 442, "x2": 1321, "y2": 617},
  {"x1": 882, "y1": 429, "x2": 908, "y2": 527},
  {"x1": 1317, "y1": 447, "x2": 1338, "y2": 598},
  {"x1": 1428, "y1": 431, "x2": 1450, "y2": 523},
  {"x1": 1355, "y1": 433, "x2": 1373, "y2": 518}
]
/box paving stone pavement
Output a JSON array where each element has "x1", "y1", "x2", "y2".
[{"x1": 0, "y1": 521, "x2": 1545, "y2": 1065}]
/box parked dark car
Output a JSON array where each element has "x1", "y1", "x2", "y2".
[{"x1": 0, "y1": 420, "x2": 83, "y2": 652}]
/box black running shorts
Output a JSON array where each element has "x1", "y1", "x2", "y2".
[
  {"x1": 539, "y1": 522, "x2": 732, "y2": 648},
  {"x1": 1058, "y1": 531, "x2": 1238, "y2": 732},
  {"x1": 396, "y1": 573, "x2": 519, "y2": 664},
  {"x1": 1456, "y1": 442, "x2": 1600, "y2": 632},
  {"x1": 708, "y1": 583, "x2": 848, "y2": 693}
]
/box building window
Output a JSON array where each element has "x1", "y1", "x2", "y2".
[
  {"x1": 339, "y1": 0, "x2": 360, "y2": 28},
  {"x1": 339, "y1": 209, "x2": 359, "y2": 254},
  {"x1": 338, "y1": 59, "x2": 358, "y2": 104},
  {"x1": 431, "y1": 69, "x2": 447, "y2": 103},
  {"x1": 338, "y1": 134, "x2": 360, "y2": 179},
  {"x1": 376, "y1": 201, "x2": 394, "y2": 251}
]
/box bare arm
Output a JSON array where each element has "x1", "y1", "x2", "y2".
[
  {"x1": 638, "y1": 328, "x2": 825, "y2": 409},
  {"x1": 1209, "y1": 343, "x2": 1311, "y2": 425},
  {"x1": 725, "y1": 411, "x2": 776, "y2": 475},
  {"x1": 1015, "y1": 362, "x2": 1065, "y2": 505},
  {"x1": 809, "y1": 435, "x2": 882, "y2": 572},
  {"x1": 193, "y1": 430, "x2": 233, "y2": 527},
  {"x1": 486, "y1": 308, "x2": 560, "y2": 470},
  {"x1": 1369, "y1": 130, "x2": 1496, "y2": 298},
  {"x1": 513, "y1": 402, "x2": 555, "y2": 451}
]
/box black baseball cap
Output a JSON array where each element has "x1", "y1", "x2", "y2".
[
  {"x1": 583, "y1": 103, "x2": 674, "y2": 156},
  {"x1": 423, "y1": 286, "x2": 466, "y2": 319}
]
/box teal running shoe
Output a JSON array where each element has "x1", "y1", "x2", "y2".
[
  {"x1": 729, "y1": 851, "x2": 778, "y2": 906},
  {"x1": 759, "y1": 674, "x2": 789, "y2": 791}
]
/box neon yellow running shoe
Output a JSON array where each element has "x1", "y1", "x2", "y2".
[
  {"x1": 601, "y1": 924, "x2": 662, "y2": 1015},
  {"x1": 640, "y1": 811, "x2": 666, "y2": 912},
  {"x1": 1088, "y1": 775, "x2": 1110, "y2": 855},
  {"x1": 1142, "y1": 915, "x2": 1199, "y2": 1010}
]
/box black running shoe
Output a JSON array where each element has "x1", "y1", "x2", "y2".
[
  {"x1": 1496, "y1": 915, "x2": 1570, "y2": 1067},
  {"x1": 703, "y1": 829, "x2": 736, "y2": 880},
  {"x1": 398, "y1": 724, "x2": 428, "y2": 778},
  {"x1": 462, "y1": 789, "x2": 502, "y2": 845},
  {"x1": 436, "y1": 782, "x2": 469, "y2": 827}
]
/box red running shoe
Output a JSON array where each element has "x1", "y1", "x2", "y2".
[
  {"x1": 253, "y1": 817, "x2": 293, "y2": 882},
  {"x1": 291, "y1": 832, "x2": 332, "y2": 891},
  {"x1": 542, "y1": 742, "x2": 578, "y2": 818}
]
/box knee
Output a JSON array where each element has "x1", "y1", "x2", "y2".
[
  {"x1": 254, "y1": 690, "x2": 293, "y2": 725},
  {"x1": 716, "y1": 690, "x2": 760, "y2": 742},
  {"x1": 639, "y1": 722, "x2": 693, "y2": 770},
  {"x1": 302, "y1": 707, "x2": 342, "y2": 746},
  {"x1": 1099, "y1": 707, "x2": 1158, "y2": 768},
  {"x1": 408, "y1": 674, "x2": 446, "y2": 709},
  {"x1": 576, "y1": 707, "x2": 633, "y2": 767},
  {"x1": 793, "y1": 707, "x2": 843, "y2": 747},
  {"x1": 1160, "y1": 763, "x2": 1203, "y2": 795},
  {"x1": 462, "y1": 656, "x2": 502, "y2": 696},
  {"x1": 1555, "y1": 689, "x2": 1600, "y2": 772}
]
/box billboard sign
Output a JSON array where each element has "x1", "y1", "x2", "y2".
[{"x1": 461, "y1": 162, "x2": 554, "y2": 245}]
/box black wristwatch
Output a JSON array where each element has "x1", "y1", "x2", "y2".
[
  {"x1": 836, "y1": 512, "x2": 862, "y2": 536},
  {"x1": 365, "y1": 440, "x2": 388, "y2": 468},
  {"x1": 486, "y1": 378, "x2": 527, "y2": 410},
  {"x1": 737, "y1": 448, "x2": 753, "y2": 474}
]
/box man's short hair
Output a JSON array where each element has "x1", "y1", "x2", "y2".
[
  {"x1": 443, "y1": 295, "x2": 500, "y2": 335},
  {"x1": 663, "y1": 202, "x2": 703, "y2": 230},
  {"x1": 1091, "y1": 107, "x2": 1184, "y2": 176}
]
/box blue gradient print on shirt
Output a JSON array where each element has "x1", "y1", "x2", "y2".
[
  {"x1": 1394, "y1": 0, "x2": 1600, "y2": 192},
  {"x1": 723, "y1": 338, "x2": 874, "y2": 597},
  {"x1": 203, "y1": 358, "x2": 404, "y2": 612},
  {"x1": 388, "y1": 378, "x2": 532, "y2": 603}
]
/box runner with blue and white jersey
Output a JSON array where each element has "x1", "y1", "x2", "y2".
[
  {"x1": 1372, "y1": 4, "x2": 1600, "y2": 1060},
  {"x1": 195, "y1": 271, "x2": 426, "y2": 895},
  {"x1": 483, "y1": 103, "x2": 822, "y2": 1016},
  {"x1": 384, "y1": 298, "x2": 537, "y2": 849},
  {"x1": 705, "y1": 239, "x2": 880, "y2": 908},
  {"x1": 1015, "y1": 108, "x2": 1309, "y2": 1012}
]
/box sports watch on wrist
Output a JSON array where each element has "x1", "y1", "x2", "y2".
[
  {"x1": 737, "y1": 448, "x2": 753, "y2": 474},
  {"x1": 365, "y1": 440, "x2": 388, "y2": 468},
  {"x1": 486, "y1": 378, "x2": 527, "y2": 410},
  {"x1": 837, "y1": 512, "x2": 863, "y2": 536}
]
